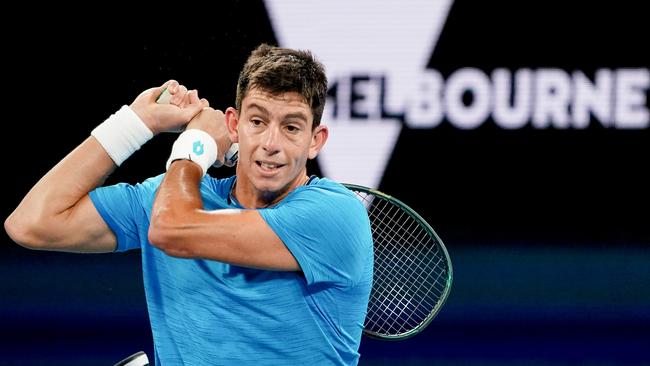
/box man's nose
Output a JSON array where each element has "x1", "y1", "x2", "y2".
[{"x1": 262, "y1": 125, "x2": 280, "y2": 154}]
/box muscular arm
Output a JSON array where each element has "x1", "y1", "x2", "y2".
[
  {"x1": 4, "y1": 138, "x2": 118, "y2": 252},
  {"x1": 149, "y1": 160, "x2": 300, "y2": 271},
  {"x1": 4, "y1": 80, "x2": 205, "y2": 253}
]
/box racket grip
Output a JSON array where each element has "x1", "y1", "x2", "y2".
[
  {"x1": 155, "y1": 87, "x2": 239, "y2": 167},
  {"x1": 113, "y1": 351, "x2": 149, "y2": 366},
  {"x1": 156, "y1": 87, "x2": 173, "y2": 104}
]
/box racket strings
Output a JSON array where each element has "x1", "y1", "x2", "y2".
[
  {"x1": 352, "y1": 190, "x2": 450, "y2": 337},
  {"x1": 369, "y1": 204, "x2": 442, "y2": 330}
]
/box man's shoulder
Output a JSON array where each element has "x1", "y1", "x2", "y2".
[
  {"x1": 290, "y1": 177, "x2": 348, "y2": 197},
  {"x1": 287, "y1": 177, "x2": 362, "y2": 209},
  {"x1": 304, "y1": 176, "x2": 348, "y2": 192}
]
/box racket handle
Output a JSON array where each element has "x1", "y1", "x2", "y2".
[
  {"x1": 113, "y1": 351, "x2": 149, "y2": 366},
  {"x1": 155, "y1": 87, "x2": 239, "y2": 167},
  {"x1": 156, "y1": 87, "x2": 173, "y2": 104}
]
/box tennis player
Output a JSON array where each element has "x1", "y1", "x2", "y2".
[{"x1": 5, "y1": 44, "x2": 373, "y2": 365}]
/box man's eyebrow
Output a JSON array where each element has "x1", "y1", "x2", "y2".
[
  {"x1": 284, "y1": 112, "x2": 308, "y2": 123},
  {"x1": 247, "y1": 103, "x2": 269, "y2": 115},
  {"x1": 247, "y1": 103, "x2": 308, "y2": 123}
]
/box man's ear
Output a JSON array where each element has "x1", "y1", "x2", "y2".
[
  {"x1": 225, "y1": 107, "x2": 239, "y2": 143},
  {"x1": 308, "y1": 125, "x2": 329, "y2": 159}
]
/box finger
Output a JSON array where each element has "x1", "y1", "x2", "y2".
[
  {"x1": 182, "y1": 90, "x2": 205, "y2": 120},
  {"x1": 200, "y1": 98, "x2": 210, "y2": 108},
  {"x1": 156, "y1": 80, "x2": 179, "y2": 102},
  {"x1": 179, "y1": 89, "x2": 198, "y2": 108},
  {"x1": 161, "y1": 79, "x2": 178, "y2": 90},
  {"x1": 170, "y1": 85, "x2": 188, "y2": 105},
  {"x1": 187, "y1": 89, "x2": 201, "y2": 105}
]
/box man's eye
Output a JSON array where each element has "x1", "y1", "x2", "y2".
[
  {"x1": 286, "y1": 125, "x2": 299, "y2": 132},
  {"x1": 251, "y1": 119, "x2": 263, "y2": 126}
]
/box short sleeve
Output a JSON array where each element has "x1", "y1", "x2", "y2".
[
  {"x1": 89, "y1": 178, "x2": 157, "y2": 252},
  {"x1": 259, "y1": 186, "x2": 373, "y2": 287}
]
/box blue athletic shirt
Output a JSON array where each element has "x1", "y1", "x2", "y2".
[{"x1": 89, "y1": 175, "x2": 373, "y2": 365}]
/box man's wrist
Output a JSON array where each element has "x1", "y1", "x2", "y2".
[
  {"x1": 166, "y1": 129, "x2": 218, "y2": 176},
  {"x1": 91, "y1": 105, "x2": 154, "y2": 166}
]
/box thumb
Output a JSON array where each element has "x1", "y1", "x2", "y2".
[{"x1": 153, "y1": 80, "x2": 179, "y2": 103}]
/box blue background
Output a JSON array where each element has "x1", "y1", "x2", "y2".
[{"x1": 2, "y1": 1, "x2": 648, "y2": 364}]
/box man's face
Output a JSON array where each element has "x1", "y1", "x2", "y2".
[{"x1": 228, "y1": 88, "x2": 327, "y2": 204}]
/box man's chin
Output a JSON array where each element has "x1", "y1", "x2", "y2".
[
  {"x1": 254, "y1": 181, "x2": 281, "y2": 194},
  {"x1": 254, "y1": 181, "x2": 292, "y2": 204}
]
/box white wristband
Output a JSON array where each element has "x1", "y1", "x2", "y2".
[
  {"x1": 91, "y1": 105, "x2": 154, "y2": 166},
  {"x1": 166, "y1": 129, "x2": 218, "y2": 176}
]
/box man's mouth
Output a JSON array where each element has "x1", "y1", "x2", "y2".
[{"x1": 256, "y1": 161, "x2": 285, "y2": 171}]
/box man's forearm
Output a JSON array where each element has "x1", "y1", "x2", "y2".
[{"x1": 149, "y1": 160, "x2": 204, "y2": 257}]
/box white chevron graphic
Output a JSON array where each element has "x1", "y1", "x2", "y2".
[{"x1": 264, "y1": 0, "x2": 454, "y2": 188}]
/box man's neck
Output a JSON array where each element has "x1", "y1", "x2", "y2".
[{"x1": 233, "y1": 174, "x2": 310, "y2": 209}]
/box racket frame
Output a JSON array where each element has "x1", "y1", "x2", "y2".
[{"x1": 343, "y1": 183, "x2": 453, "y2": 340}]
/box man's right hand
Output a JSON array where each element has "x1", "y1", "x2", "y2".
[
  {"x1": 130, "y1": 80, "x2": 209, "y2": 135},
  {"x1": 185, "y1": 107, "x2": 234, "y2": 166}
]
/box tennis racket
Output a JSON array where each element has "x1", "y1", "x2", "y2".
[{"x1": 343, "y1": 184, "x2": 453, "y2": 340}]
